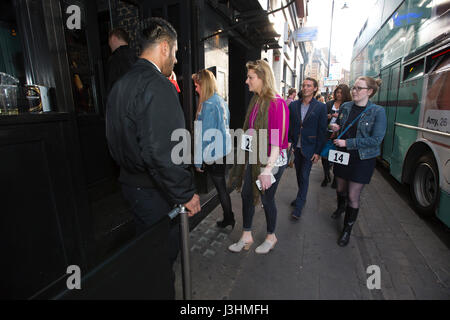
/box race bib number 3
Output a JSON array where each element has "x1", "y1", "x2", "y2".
[
  {"x1": 329, "y1": 149, "x2": 350, "y2": 165},
  {"x1": 241, "y1": 134, "x2": 253, "y2": 152}
]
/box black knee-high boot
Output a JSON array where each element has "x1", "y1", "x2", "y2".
[
  {"x1": 337, "y1": 206, "x2": 359, "y2": 246},
  {"x1": 331, "y1": 193, "x2": 347, "y2": 219}
]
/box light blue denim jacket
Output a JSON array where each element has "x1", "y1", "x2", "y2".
[
  {"x1": 194, "y1": 93, "x2": 232, "y2": 167},
  {"x1": 338, "y1": 100, "x2": 387, "y2": 160}
]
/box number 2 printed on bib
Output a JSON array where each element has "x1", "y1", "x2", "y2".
[{"x1": 241, "y1": 134, "x2": 253, "y2": 152}]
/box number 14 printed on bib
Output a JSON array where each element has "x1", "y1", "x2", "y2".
[{"x1": 328, "y1": 149, "x2": 350, "y2": 165}]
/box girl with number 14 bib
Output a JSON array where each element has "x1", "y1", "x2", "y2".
[{"x1": 329, "y1": 76, "x2": 387, "y2": 247}]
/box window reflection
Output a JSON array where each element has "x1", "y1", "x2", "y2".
[
  {"x1": 0, "y1": 0, "x2": 26, "y2": 115},
  {"x1": 61, "y1": 1, "x2": 96, "y2": 114}
]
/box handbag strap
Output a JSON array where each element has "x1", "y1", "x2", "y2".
[{"x1": 337, "y1": 105, "x2": 373, "y2": 139}]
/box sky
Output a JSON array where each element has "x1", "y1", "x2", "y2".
[{"x1": 305, "y1": 0, "x2": 378, "y2": 70}]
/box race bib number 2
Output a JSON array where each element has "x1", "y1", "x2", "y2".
[
  {"x1": 241, "y1": 134, "x2": 253, "y2": 152},
  {"x1": 328, "y1": 149, "x2": 350, "y2": 165}
]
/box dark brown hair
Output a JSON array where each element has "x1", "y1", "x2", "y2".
[
  {"x1": 304, "y1": 77, "x2": 319, "y2": 95},
  {"x1": 333, "y1": 84, "x2": 352, "y2": 103},
  {"x1": 109, "y1": 28, "x2": 130, "y2": 43},
  {"x1": 288, "y1": 88, "x2": 297, "y2": 96}
]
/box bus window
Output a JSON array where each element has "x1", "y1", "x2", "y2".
[
  {"x1": 426, "y1": 48, "x2": 450, "y2": 74},
  {"x1": 435, "y1": 55, "x2": 450, "y2": 72},
  {"x1": 403, "y1": 58, "x2": 424, "y2": 81}
]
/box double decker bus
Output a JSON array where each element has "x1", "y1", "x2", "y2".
[{"x1": 350, "y1": 0, "x2": 450, "y2": 227}]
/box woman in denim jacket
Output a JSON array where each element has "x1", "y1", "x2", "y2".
[
  {"x1": 193, "y1": 69, "x2": 234, "y2": 228},
  {"x1": 329, "y1": 76, "x2": 387, "y2": 246}
]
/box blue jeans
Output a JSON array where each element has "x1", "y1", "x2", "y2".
[
  {"x1": 293, "y1": 148, "x2": 313, "y2": 216},
  {"x1": 241, "y1": 164, "x2": 286, "y2": 234}
]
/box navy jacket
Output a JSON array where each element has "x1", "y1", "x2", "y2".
[{"x1": 288, "y1": 98, "x2": 328, "y2": 159}]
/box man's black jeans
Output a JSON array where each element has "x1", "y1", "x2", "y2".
[{"x1": 121, "y1": 184, "x2": 180, "y2": 297}]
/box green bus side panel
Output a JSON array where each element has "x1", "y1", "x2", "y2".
[
  {"x1": 350, "y1": 0, "x2": 450, "y2": 84},
  {"x1": 379, "y1": 1, "x2": 409, "y2": 68},
  {"x1": 404, "y1": 0, "x2": 449, "y2": 57},
  {"x1": 390, "y1": 126, "x2": 417, "y2": 182},
  {"x1": 383, "y1": 64, "x2": 401, "y2": 164},
  {"x1": 390, "y1": 78, "x2": 422, "y2": 182},
  {"x1": 396, "y1": 78, "x2": 422, "y2": 126},
  {"x1": 437, "y1": 190, "x2": 450, "y2": 228}
]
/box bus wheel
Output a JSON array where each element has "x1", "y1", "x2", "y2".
[{"x1": 410, "y1": 153, "x2": 439, "y2": 217}]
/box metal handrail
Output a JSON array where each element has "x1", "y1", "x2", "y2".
[{"x1": 168, "y1": 205, "x2": 192, "y2": 300}]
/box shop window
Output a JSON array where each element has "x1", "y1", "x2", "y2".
[
  {"x1": 0, "y1": 0, "x2": 26, "y2": 115},
  {"x1": 61, "y1": 1, "x2": 97, "y2": 114},
  {"x1": 403, "y1": 58, "x2": 424, "y2": 81}
]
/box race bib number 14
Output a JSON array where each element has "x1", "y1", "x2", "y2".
[{"x1": 328, "y1": 149, "x2": 350, "y2": 165}]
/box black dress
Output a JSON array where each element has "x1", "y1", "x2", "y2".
[{"x1": 333, "y1": 105, "x2": 376, "y2": 184}]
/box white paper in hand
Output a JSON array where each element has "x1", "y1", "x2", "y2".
[{"x1": 255, "y1": 174, "x2": 276, "y2": 190}]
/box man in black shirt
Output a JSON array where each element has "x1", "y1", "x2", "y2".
[{"x1": 106, "y1": 28, "x2": 137, "y2": 93}]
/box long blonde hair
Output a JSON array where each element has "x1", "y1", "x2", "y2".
[
  {"x1": 192, "y1": 69, "x2": 218, "y2": 118},
  {"x1": 245, "y1": 59, "x2": 277, "y2": 102}
]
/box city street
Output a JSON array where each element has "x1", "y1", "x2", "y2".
[{"x1": 175, "y1": 162, "x2": 450, "y2": 300}]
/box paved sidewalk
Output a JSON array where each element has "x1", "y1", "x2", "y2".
[{"x1": 175, "y1": 163, "x2": 450, "y2": 300}]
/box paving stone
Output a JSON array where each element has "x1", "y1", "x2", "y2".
[
  {"x1": 216, "y1": 232, "x2": 228, "y2": 241},
  {"x1": 202, "y1": 249, "x2": 216, "y2": 258},
  {"x1": 211, "y1": 240, "x2": 222, "y2": 248},
  {"x1": 197, "y1": 236, "x2": 209, "y2": 244}
]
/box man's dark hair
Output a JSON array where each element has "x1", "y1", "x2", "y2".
[
  {"x1": 109, "y1": 28, "x2": 130, "y2": 43},
  {"x1": 304, "y1": 77, "x2": 319, "y2": 95},
  {"x1": 140, "y1": 17, "x2": 177, "y2": 52}
]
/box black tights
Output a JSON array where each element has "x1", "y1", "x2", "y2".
[
  {"x1": 321, "y1": 157, "x2": 333, "y2": 180},
  {"x1": 209, "y1": 173, "x2": 233, "y2": 220},
  {"x1": 335, "y1": 177, "x2": 365, "y2": 209}
]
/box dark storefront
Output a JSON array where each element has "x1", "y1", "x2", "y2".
[{"x1": 1, "y1": 0, "x2": 282, "y2": 299}]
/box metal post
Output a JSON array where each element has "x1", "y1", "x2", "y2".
[
  {"x1": 327, "y1": 0, "x2": 335, "y2": 78},
  {"x1": 179, "y1": 206, "x2": 192, "y2": 300},
  {"x1": 108, "y1": 0, "x2": 114, "y2": 29}
]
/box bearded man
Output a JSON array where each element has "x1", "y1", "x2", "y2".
[{"x1": 106, "y1": 17, "x2": 200, "y2": 298}]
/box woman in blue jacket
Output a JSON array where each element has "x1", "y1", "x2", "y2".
[
  {"x1": 329, "y1": 76, "x2": 386, "y2": 246},
  {"x1": 193, "y1": 69, "x2": 234, "y2": 228}
]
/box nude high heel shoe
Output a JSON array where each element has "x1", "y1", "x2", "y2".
[
  {"x1": 255, "y1": 238, "x2": 277, "y2": 254},
  {"x1": 228, "y1": 238, "x2": 254, "y2": 252}
]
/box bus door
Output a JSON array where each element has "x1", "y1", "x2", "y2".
[{"x1": 380, "y1": 62, "x2": 401, "y2": 164}]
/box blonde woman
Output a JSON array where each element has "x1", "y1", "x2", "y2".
[
  {"x1": 228, "y1": 60, "x2": 289, "y2": 254},
  {"x1": 193, "y1": 69, "x2": 234, "y2": 228}
]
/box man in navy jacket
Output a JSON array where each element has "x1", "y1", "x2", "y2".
[{"x1": 288, "y1": 78, "x2": 327, "y2": 219}]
